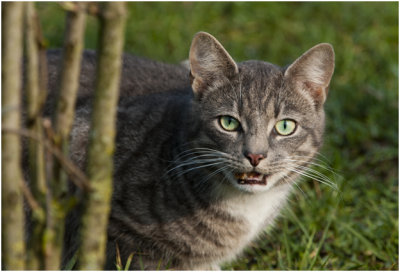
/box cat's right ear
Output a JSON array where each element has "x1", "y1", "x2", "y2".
[{"x1": 189, "y1": 32, "x2": 238, "y2": 98}]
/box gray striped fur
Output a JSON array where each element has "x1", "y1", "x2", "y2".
[{"x1": 50, "y1": 32, "x2": 334, "y2": 269}]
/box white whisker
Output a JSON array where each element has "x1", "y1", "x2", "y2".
[
  {"x1": 167, "y1": 160, "x2": 227, "y2": 179},
  {"x1": 286, "y1": 166, "x2": 338, "y2": 191},
  {"x1": 283, "y1": 158, "x2": 339, "y2": 177}
]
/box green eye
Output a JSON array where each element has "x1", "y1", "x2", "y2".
[
  {"x1": 275, "y1": 119, "x2": 296, "y2": 136},
  {"x1": 219, "y1": 116, "x2": 240, "y2": 131}
]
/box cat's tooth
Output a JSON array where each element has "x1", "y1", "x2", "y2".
[{"x1": 235, "y1": 173, "x2": 247, "y2": 180}]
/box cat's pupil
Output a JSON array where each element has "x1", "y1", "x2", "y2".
[
  {"x1": 220, "y1": 116, "x2": 239, "y2": 131},
  {"x1": 283, "y1": 120, "x2": 287, "y2": 130}
]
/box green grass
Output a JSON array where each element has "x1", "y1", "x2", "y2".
[{"x1": 36, "y1": 2, "x2": 398, "y2": 270}]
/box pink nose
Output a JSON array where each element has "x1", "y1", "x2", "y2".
[{"x1": 246, "y1": 153, "x2": 264, "y2": 167}]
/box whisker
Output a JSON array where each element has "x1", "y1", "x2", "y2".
[
  {"x1": 194, "y1": 165, "x2": 231, "y2": 194},
  {"x1": 286, "y1": 162, "x2": 336, "y2": 184},
  {"x1": 286, "y1": 166, "x2": 338, "y2": 191},
  {"x1": 282, "y1": 173, "x2": 306, "y2": 198},
  {"x1": 291, "y1": 153, "x2": 331, "y2": 166},
  {"x1": 283, "y1": 158, "x2": 339, "y2": 177},
  {"x1": 169, "y1": 153, "x2": 226, "y2": 164},
  {"x1": 172, "y1": 147, "x2": 231, "y2": 161},
  {"x1": 167, "y1": 161, "x2": 227, "y2": 179}
]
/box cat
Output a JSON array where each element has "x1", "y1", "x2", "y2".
[{"x1": 45, "y1": 32, "x2": 335, "y2": 270}]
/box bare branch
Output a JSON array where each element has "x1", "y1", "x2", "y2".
[
  {"x1": 20, "y1": 180, "x2": 45, "y2": 219},
  {"x1": 45, "y1": 2, "x2": 87, "y2": 269},
  {"x1": 2, "y1": 127, "x2": 91, "y2": 192},
  {"x1": 54, "y1": 2, "x2": 87, "y2": 140},
  {"x1": 24, "y1": 3, "x2": 47, "y2": 268},
  {"x1": 1, "y1": 2, "x2": 26, "y2": 270},
  {"x1": 78, "y1": 2, "x2": 127, "y2": 269}
]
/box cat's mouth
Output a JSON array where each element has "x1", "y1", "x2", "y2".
[{"x1": 234, "y1": 172, "x2": 268, "y2": 185}]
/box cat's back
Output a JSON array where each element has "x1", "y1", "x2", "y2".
[{"x1": 46, "y1": 49, "x2": 190, "y2": 109}]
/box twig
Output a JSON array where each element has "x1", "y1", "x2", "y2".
[
  {"x1": 2, "y1": 127, "x2": 91, "y2": 192},
  {"x1": 36, "y1": 16, "x2": 49, "y2": 115},
  {"x1": 42, "y1": 118, "x2": 56, "y2": 143},
  {"x1": 20, "y1": 179, "x2": 44, "y2": 215}
]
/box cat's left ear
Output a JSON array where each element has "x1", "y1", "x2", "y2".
[
  {"x1": 189, "y1": 32, "x2": 239, "y2": 98},
  {"x1": 284, "y1": 43, "x2": 335, "y2": 105}
]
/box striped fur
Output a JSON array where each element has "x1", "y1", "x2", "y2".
[{"x1": 57, "y1": 32, "x2": 335, "y2": 269}]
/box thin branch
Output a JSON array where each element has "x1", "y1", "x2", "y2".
[
  {"x1": 46, "y1": 2, "x2": 87, "y2": 269},
  {"x1": 24, "y1": 3, "x2": 47, "y2": 268},
  {"x1": 2, "y1": 127, "x2": 91, "y2": 192},
  {"x1": 54, "y1": 2, "x2": 87, "y2": 139},
  {"x1": 20, "y1": 180, "x2": 44, "y2": 217},
  {"x1": 25, "y1": 2, "x2": 41, "y2": 122}
]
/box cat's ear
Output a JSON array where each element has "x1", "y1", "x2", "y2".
[
  {"x1": 284, "y1": 43, "x2": 335, "y2": 105},
  {"x1": 189, "y1": 32, "x2": 238, "y2": 98}
]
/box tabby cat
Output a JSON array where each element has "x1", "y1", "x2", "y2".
[{"x1": 52, "y1": 32, "x2": 335, "y2": 269}]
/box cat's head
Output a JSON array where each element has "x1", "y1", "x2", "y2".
[{"x1": 188, "y1": 32, "x2": 334, "y2": 194}]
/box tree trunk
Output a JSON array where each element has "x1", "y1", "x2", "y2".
[
  {"x1": 78, "y1": 2, "x2": 127, "y2": 269},
  {"x1": 1, "y1": 2, "x2": 26, "y2": 270},
  {"x1": 44, "y1": 3, "x2": 88, "y2": 269}
]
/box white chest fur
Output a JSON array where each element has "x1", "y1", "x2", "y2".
[{"x1": 218, "y1": 183, "x2": 292, "y2": 263}]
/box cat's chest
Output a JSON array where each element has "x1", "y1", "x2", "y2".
[{"x1": 222, "y1": 185, "x2": 291, "y2": 242}]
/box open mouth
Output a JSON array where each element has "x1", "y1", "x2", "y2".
[{"x1": 234, "y1": 172, "x2": 268, "y2": 186}]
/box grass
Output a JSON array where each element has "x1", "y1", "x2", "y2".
[{"x1": 36, "y1": 2, "x2": 398, "y2": 270}]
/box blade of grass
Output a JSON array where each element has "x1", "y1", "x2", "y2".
[
  {"x1": 115, "y1": 243, "x2": 122, "y2": 270},
  {"x1": 277, "y1": 246, "x2": 285, "y2": 269},
  {"x1": 299, "y1": 228, "x2": 316, "y2": 270},
  {"x1": 124, "y1": 253, "x2": 134, "y2": 270},
  {"x1": 63, "y1": 252, "x2": 78, "y2": 270},
  {"x1": 341, "y1": 222, "x2": 389, "y2": 261},
  {"x1": 320, "y1": 255, "x2": 331, "y2": 270},
  {"x1": 309, "y1": 218, "x2": 333, "y2": 269},
  {"x1": 286, "y1": 207, "x2": 310, "y2": 238},
  {"x1": 138, "y1": 254, "x2": 144, "y2": 270},
  {"x1": 282, "y1": 219, "x2": 292, "y2": 269},
  {"x1": 156, "y1": 258, "x2": 163, "y2": 270}
]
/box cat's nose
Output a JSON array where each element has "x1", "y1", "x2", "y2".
[{"x1": 245, "y1": 153, "x2": 265, "y2": 167}]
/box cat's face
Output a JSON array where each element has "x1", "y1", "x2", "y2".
[{"x1": 188, "y1": 32, "x2": 334, "y2": 194}]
